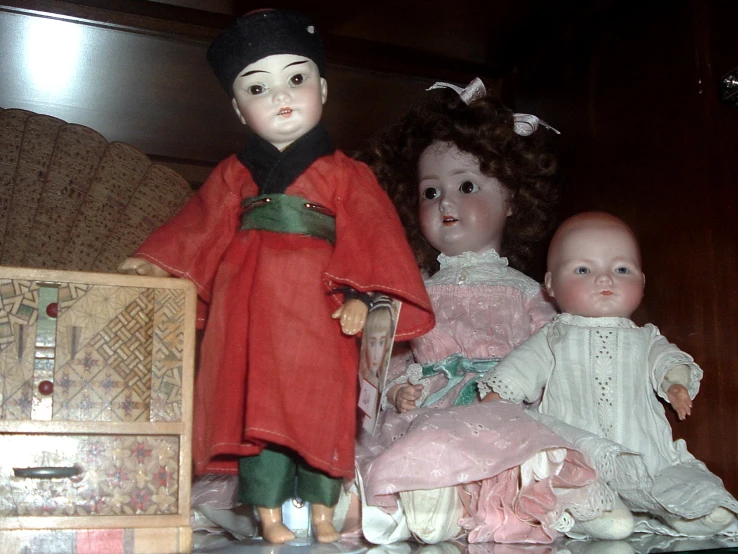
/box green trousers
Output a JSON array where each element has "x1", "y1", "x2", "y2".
[{"x1": 238, "y1": 446, "x2": 341, "y2": 508}]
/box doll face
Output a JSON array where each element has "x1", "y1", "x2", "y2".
[
  {"x1": 231, "y1": 54, "x2": 327, "y2": 151},
  {"x1": 418, "y1": 142, "x2": 512, "y2": 256},
  {"x1": 361, "y1": 308, "x2": 393, "y2": 384},
  {"x1": 545, "y1": 218, "x2": 645, "y2": 318},
  {"x1": 366, "y1": 330, "x2": 389, "y2": 375}
]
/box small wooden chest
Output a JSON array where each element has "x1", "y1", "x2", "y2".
[{"x1": 0, "y1": 266, "x2": 196, "y2": 553}]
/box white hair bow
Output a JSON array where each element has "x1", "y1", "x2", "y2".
[
  {"x1": 427, "y1": 78, "x2": 561, "y2": 136},
  {"x1": 427, "y1": 77, "x2": 487, "y2": 104},
  {"x1": 512, "y1": 113, "x2": 560, "y2": 136}
]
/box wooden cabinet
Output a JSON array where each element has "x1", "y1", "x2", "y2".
[{"x1": 0, "y1": 267, "x2": 196, "y2": 553}]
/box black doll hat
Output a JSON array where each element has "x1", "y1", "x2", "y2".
[{"x1": 207, "y1": 9, "x2": 326, "y2": 97}]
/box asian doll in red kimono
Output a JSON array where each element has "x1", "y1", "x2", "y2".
[{"x1": 119, "y1": 9, "x2": 433, "y2": 544}]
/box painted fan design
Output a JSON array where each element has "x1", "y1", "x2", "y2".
[{"x1": 0, "y1": 107, "x2": 193, "y2": 272}]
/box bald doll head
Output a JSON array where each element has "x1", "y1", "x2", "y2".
[{"x1": 544, "y1": 212, "x2": 645, "y2": 318}]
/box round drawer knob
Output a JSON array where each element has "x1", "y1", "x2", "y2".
[{"x1": 38, "y1": 380, "x2": 54, "y2": 395}]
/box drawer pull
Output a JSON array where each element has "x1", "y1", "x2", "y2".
[{"x1": 13, "y1": 466, "x2": 81, "y2": 478}]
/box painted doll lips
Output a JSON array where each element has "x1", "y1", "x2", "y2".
[
  {"x1": 600, "y1": 290, "x2": 613, "y2": 296},
  {"x1": 278, "y1": 107, "x2": 293, "y2": 117},
  {"x1": 442, "y1": 216, "x2": 458, "y2": 226}
]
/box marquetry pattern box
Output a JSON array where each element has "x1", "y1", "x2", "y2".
[{"x1": 0, "y1": 267, "x2": 196, "y2": 554}]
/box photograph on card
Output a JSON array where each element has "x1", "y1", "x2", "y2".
[{"x1": 358, "y1": 295, "x2": 401, "y2": 434}]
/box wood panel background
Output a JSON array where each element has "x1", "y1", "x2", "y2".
[
  {"x1": 509, "y1": 0, "x2": 738, "y2": 496},
  {"x1": 0, "y1": 6, "x2": 468, "y2": 187},
  {"x1": 0, "y1": 0, "x2": 506, "y2": 186}
]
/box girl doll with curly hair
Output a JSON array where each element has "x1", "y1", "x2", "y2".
[{"x1": 343, "y1": 80, "x2": 604, "y2": 545}]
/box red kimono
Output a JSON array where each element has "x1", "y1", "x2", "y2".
[{"x1": 135, "y1": 150, "x2": 434, "y2": 480}]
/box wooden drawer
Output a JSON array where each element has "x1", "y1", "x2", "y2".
[
  {"x1": 0, "y1": 267, "x2": 197, "y2": 553},
  {"x1": 0, "y1": 434, "x2": 181, "y2": 518}
]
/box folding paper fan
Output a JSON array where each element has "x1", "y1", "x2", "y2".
[
  {"x1": 0, "y1": 109, "x2": 194, "y2": 272},
  {"x1": 0, "y1": 109, "x2": 35, "y2": 261}
]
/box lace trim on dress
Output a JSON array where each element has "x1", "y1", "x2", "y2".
[
  {"x1": 527, "y1": 411, "x2": 620, "y2": 521},
  {"x1": 437, "y1": 249, "x2": 508, "y2": 269},
  {"x1": 479, "y1": 374, "x2": 526, "y2": 404},
  {"x1": 566, "y1": 481, "x2": 618, "y2": 522},
  {"x1": 428, "y1": 249, "x2": 544, "y2": 296},
  {"x1": 477, "y1": 380, "x2": 493, "y2": 399},
  {"x1": 591, "y1": 327, "x2": 617, "y2": 439},
  {"x1": 556, "y1": 313, "x2": 637, "y2": 328}
]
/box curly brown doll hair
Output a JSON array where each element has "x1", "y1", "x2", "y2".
[{"x1": 363, "y1": 89, "x2": 558, "y2": 276}]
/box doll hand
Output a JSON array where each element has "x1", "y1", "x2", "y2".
[
  {"x1": 481, "y1": 391, "x2": 502, "y2": 403},
  {"x1": 668, "y1": 384, "x2": 692, "y2": 420},
  {"x1": 390, "y1": 383, "x2": 423, "y2": 413},
  {"x1": 117, "y1": 257, "x2": 170, "y2": 277},
  {"x1": 331, "y1": 298, "x2": 368, "y2": 336}
]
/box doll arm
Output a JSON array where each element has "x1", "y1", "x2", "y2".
[
  {"x1": 380, "y1": 347, "x2": 412, "y2": 411},
  {"x1": 331, "y1": 298, "x2": 368, "y2": 335},
  {"x1": 118, "y1": 257, "x2": 170, "y2": 277},
  {"x1": 131, "y1": 157, "x2": 243, "y2": 303},
  {"x1": 322, "y1": 156, "x2": 434, "y2": 341},
  {"x1": 479, "y1": 325, "x2": 553, "y2": 403},
  {"x1": 660, "y1": 365, "x2": 692, "y2": 419},
  {"x1": 666, "y1": 385, "x2": 692, "y2": 420},
  {"x1": 480, "y1": 390, "x2": 502, "y2": 403},
  {"x1": 387, "y1": 381, "x2": 424, "y2": 413},
  {"x1": 379, "y1": 345, "x2": 431, "y2": 412},
  {"x1": 660, "y1": 364, "x2": 690, "y2": 394},
  {"x1": 646, "y1": 324, "x2": 703, "y2": 402}
]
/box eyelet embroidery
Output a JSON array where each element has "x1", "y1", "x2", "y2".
[{"x1": 592, "y1": 328, "x2": 616, "y2": 439}]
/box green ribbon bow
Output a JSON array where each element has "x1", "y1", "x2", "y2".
[{"x1": 420, "y1": 353, "x2": 500, "y2": 407}]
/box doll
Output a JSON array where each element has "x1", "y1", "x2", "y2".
[
  {"x1": 118, "y1": 9, "x2": 434, "y2": 544},
  {"x1": 481, "y1": 211, "x2": 738, "y2": 539},
  {"x1": 366, "y1": 79, "x2": 560, "y2": 419},
  {"x1": 349, "y1": 80, "x2": 602, "y2": 545}
]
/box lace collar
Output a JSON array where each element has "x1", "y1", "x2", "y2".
[
  {"x1": 428, "y1": 248, "x2": 541, "y2": 294},
  {"x1": 556, "y1": 313, "x2": 637, "y2": 328},
  {"x1": 437, "y1": 249, "x2": 509, "y2": 269}
]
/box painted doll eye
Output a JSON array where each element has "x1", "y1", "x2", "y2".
[
  {"x1": 459, "y1": 181, "x2": 479, "y2": 194},
  {"x1": 615, "y1": 267, "x2": 630, "y2": 274},
  {"x1": 289, "y1": 74, "x2": 305, "y2": 87},
  {"x1": 423, "y1": 187, "x2": 440, "y2": 200},
  {"x1": 247, "y1": 84, "x2": 265, "y2": 95},
  {"x1": 575, "y1": 266, "x2": 590, "y2": 275}
]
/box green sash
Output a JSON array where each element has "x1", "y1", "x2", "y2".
[
  {"x1": 240, "y1": 194, "x2": 336, "y2": 244},
  {"x1": 420, "y1": 353, "x2": 500, "y2": 407}
]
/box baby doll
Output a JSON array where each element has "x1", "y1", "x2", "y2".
[
  {"x1": 350, "y1": 80, "x2": 601, "y2": 545},
  {"x1": 118, "y1": 9, "x2": 433, "y2": 544},
  {"x1": 481, "y1": 211, "x2": 738, "y2": 539}
]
